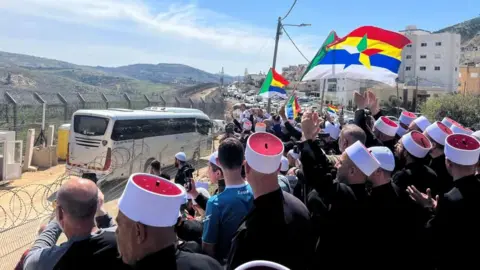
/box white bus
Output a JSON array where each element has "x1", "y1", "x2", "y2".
[{"x1": 66, "y1": 108, "x2": 213, "y2": 184}]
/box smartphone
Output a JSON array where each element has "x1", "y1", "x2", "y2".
[{"x1": 185, "y1": 178, "x2": 193, "y2": 192}]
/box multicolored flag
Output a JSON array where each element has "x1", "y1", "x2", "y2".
[
  {"x1": 258, "y1": 68, "x2": 289, "y2": 99},
  {"x1": 301, "y1": 26, "x2": 411, "y2": 86},
  {"x1": 327, "y1": 105, "x2": 339, "y2": 114},
  {"x1": 300, "y1": 31, "x2": 339, "y2": 81},
  {"x1": 286, "y1": 95, "x2": 301, "y2": 119}
]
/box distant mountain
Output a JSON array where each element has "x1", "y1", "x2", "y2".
[
  {"x1": 97, "y1": 63, "x2": 235, "y2": 85},
  {"x1": 0, "y1": 51, "x2": 232, "y2": 94},
  {"x1": 435, "y1": 17, "x2": 480, "y2": 49}
]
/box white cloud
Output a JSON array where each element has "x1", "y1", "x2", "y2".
[{"x1": 0, "y1": 0, "x2": 319, "y2": 74}]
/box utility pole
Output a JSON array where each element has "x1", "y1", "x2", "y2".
[
  {"x1": 395, "y1": 78, "x2": 399, "y2": 100},
  {"x1": 267, "y1": 16, "x2": 282, "y2": 113}
]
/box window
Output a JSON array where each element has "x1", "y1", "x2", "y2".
[
  {"x1": 405, "y1": 66, "x2": 411, "y2": 71},
  {"x1": 197, "y1": 119, "x2": 212, "y2": 135},
  {"x1": 435, "y1": 42, "x2": 442, "y2": 46},
  {"x1": 406, "y1": 44, "x2": 412, "y2": 48},
  {"x1": 74, "y1": 115, "x2": 109, "y2": 136},
  {"x1": 421, "y1": 43, "x2": 427, "y2": 47},
  {"x1": 420, "y1": 55, "x2": 427, "y2": 59},
  {"x1": 455, "y1": 67, "x2": 458, "y2": 71},
  {"x1": 472, "y1": 73, "x2": 479, "y2": 78},
  {"x1": 406, "y1": 55, "x2": 412, "y2": 59},
  {"x1": 434, "y1": 54, "x2": 441, "y2": 59},
  {"x1": 434, "y1": 66, "x2": 441, "y2": 71},
  {"x1": 111, "y1": 118, "x2": 196, "y2": 141},
  {"x1": 420, "y1": 66, "x2": 426, "y2": 71}
]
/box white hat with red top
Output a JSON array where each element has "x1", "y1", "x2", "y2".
[
  {"x1": 245, "y1": 132, "x2": 284, "y2": 174},
  {"x1": 118, "y1": 173, "x2": 186, "y2": 227},
  {"x1": 235, "y1": 260, "x2": 290, "y2": 270},
  {"x1": 401, "y1": 131, "x2": 432, "y2": 158},
  {"x1": 255, "y1": 122, "x2": 267, "y2": 132},
  {"x1": 374, "y1": 116, "x2": 399, "y2": 137},
  {"x1": 345, "y1": 141, "x2": 381, "y2": 176},
  {"x1": 444, "y1": 134, "x2": 480, "y2": 166},
  {"x1": 451, "y1": 124, "x2": 473, "y2": 135},
  {"x1": 425, "y1": 121, "x2": 453, "y2": 146},
  {"x1": 243, "y1": 120, "x2": 252, "y2": 131},
  {"x1": 441, "y1": 117, "x2": 461, "y2": 129},
  {"x1": 399, "y1": 111, "x2": 417, "y2": 126},
  {"x1": 412, "y1": 116, "x2": 431, "y2": 132}
]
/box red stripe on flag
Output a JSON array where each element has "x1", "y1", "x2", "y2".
[
  {"x1": 329, "y1": 26, "x2": 411, "y2": 49},
  {"x1": 271, "y1": 68, "x2": 290, "y2": 86}
]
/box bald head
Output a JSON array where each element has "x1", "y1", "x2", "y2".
[
  {"x1": 57, "y1": 177, "x2": 98, "y2": 221},
  {"x1": 339, "y1": 124, "x2": 367, "y2": 153}
]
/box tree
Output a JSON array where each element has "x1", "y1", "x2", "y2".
[{"x1": 420, "y1": 94, "x2": 480, "y2": 129}]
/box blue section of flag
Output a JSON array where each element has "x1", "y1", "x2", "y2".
[{"x1": 318, "y1": 49, "x2": 401, "y2": 73}]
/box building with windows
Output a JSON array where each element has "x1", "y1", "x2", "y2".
[{"x1": 398, "y1": 25, "x2": 461, "y2": 92}]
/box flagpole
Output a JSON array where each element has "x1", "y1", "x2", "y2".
[
  {"x1": 267, "y1": 16, "x2": 283, "y2": 114},
  {"x1": 319, "y1": 79, "x2": 327, "y2": 113}
]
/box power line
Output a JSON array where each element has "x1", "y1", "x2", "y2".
[
  {"x1": 281, "y1": 0, "x2": 297, "y2": 21},
  {"x1": 281, "y1": 25, "x2": 310, "y2": 62}
]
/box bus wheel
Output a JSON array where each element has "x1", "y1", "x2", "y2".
[{"x1": 144, "y1": 158, "x2": 155, "y2": 173}]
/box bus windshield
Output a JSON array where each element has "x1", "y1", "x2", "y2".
[{"x1": 73, "y1": 115, "x2": 109, "y2": 136}]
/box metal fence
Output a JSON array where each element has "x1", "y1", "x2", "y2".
[
  {"x1": 0, "y1": 89, "x2": 227, "y2": 270},
  {"x1": 0, "y1": 90, "x2": 226, "y2": 150}
]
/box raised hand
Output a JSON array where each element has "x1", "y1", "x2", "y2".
[{"x1": 407, "y1": 186, "x2": 438, "y2": 209}]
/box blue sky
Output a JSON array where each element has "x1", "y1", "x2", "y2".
[{"x1": 0, "y1": 0, "x2": 477, "y2": 76}]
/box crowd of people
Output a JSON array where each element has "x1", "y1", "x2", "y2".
[{"x1": 17, "y1": 90, "x2": 480, "y2": 270}]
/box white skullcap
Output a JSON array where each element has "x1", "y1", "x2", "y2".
[
  {"x1": 243, "y1": 120, "x2": 252, "y2": 131},
  {"x1": 413, "y1": 116, "x2": 431, "y2": 132},
  {"x1": 425, "y1": 121, "x2": 453, "y2": 146},
  {"x1": 451, "y1": 124, "x2": 473, "y2": 135},
  {"x1": 396, "y1": 125, "x2": 407, "y2": 137},
  {"x1": 118, "y1": 173, "x2": 186, "y2": 227},
  {"x1": 368, "y1": 146, "x2": 395, "y2": 172},
  {"x1": 441, "y1": 117, "x2": 461, "y2": 129},
  {"x1": 175, "y1": 152, "x2": 187, "y2": 162},
  {"x1": 255, "y1": 122, "x2": 267, "y2": 133},
  {"x1": 444, "y1": 134, "x2": 480, "y2": 166},
  {"x1": 280, "y1": 156, "x2": 289, "y2": 172},
  {"x1": 287, "y1": 149, "x2": 299, "y2": 160},
  {"x1": 234, "y1": 260, "x2": 290, "y2": 270},
  {"x1": 374, "y1": 116, "x2": 399, "y2": 137},
  {"x1": 324, "y1": 121, "x2": 341, "y2": 140},
  {"x1": 399, "y1": 111, "x2": 417, "y2": 126},
  {"x1": 472, "y1": 130, "x2": 480, "y2": 141},
  {"x1": 192, "y1": 187, "x2": 210, "y2": 205},
  {"x1": 401, "y1": 131, "x2": 432, "y2": 158},
  {"x1": 209, "y1": 151, "x2": 219, "y2": 167},
  {"x1": 245, "y1": 132, "x2": 284, "y2": 174},
  {"x1": 345, "y1": 141, "x2": 380, "y2": 177}
]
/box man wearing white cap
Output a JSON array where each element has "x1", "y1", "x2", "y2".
[
  {"x1": 367, "y1": 146, "x2": 417, "y2": 270},
  {"x1": 397, "y1": 111, "x2": 417, "y2": 137},
  {"x1": 115, "y1": 173, "x2": 222, "y2": 269},
  {"x1": 392, "y1": 131, "x2": 439, "y2": 196},
  {"x1": 188, "y1": 151, "x2": 225, "y2": 212},
  {"x1": 424, "y1": 121, "x2": 455, "y2": 194},
  {"x1": 411, "y1": 134, "x2": 480, "y2": 269},
  {"x1": 408, "y1": 115, "x2": 431, "y2": 133},
  {"x1": 277, "y1": 156, "x2": 292, "y2": 193},
  {"x1": 298, "y1": 111, "x2": 377, "y2": 269},
  {"x1": 226, "y1": 132, "x2": 313, "y2": 270},
  {"x1": 373, "y1": 116, "x2": 399, "y2": 152},
  {"x1": 441, "y1": 116, "x2": 461, "y2": 129},
  {"x1": 174, "y1": 152, "x2": 195, "y2": 187}
]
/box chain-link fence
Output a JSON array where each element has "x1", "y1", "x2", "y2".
[{"x1": 0, "y1": 88, "x2": 227, "y2": 270}]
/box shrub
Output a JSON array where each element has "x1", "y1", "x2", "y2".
[{"x1": 420, "y1": 94, "x2": 480, "y2": 130}]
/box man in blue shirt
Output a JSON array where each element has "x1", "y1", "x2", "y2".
[{"x1": 202, "y1": 138, "x2": 254, "y2": 263}]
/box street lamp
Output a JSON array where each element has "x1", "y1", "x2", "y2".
[{"x1": 267, "y1": 17, "x2": 311, "y2": 113}]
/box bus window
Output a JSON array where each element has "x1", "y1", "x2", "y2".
[
  {"x1": 197, "y1": 119, "x2": 212, "y2": 135},
  {"x1": 111, "y1": 118, "x2": 197, "y2": 141},
  {"x1": 74, "y1": 115, "x2": 109, "y2": 136}
]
